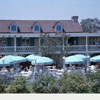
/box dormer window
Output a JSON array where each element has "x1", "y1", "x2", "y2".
[
  {"x1": 33, "y1": 23, "x2": 40, "y2": 33},
  {"x1": 10, "y1": 23, "x2": 18, "y2": 32},
  {"x1": 56, "y1": 23, "x2": 62, "y2": 32}
]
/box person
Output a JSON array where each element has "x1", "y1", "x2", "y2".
[
  {"x1": 39, "y1": 69, "x2": 43, "y2": 75},
  {"x1": 33, "y1": 67, "x2": 38, "y2": 79},
  {"x1": 17, "y1": 67, "x2": 21, "y2": 73},
  {"x1": 25, "y1": 66, "x2": 29, "y2": 71},
  {"x1": 88, "y1": 65, "x2": 96, "y2": 72},
  {"x1": 74, "y1": 40, "x2": 77, "y2": 45},
  {"x1": 53, "y1": 66, "x2": 56, "y2": 69},
  {"x1": 95, "y1": 41, "x2": 99, "y2": 45},
  {"x1": 66, "y1": 39, "x2": 68, "y2": 45},
  {"x1": 5, "y1": 70, "x2": 10, "y2": 80},
  {"x1": 1, "y1": 67, "x2": 8, "y2": 72},
  {"x1": 29, "y1": 65, "x2": 34, "y2": 71},
  {"x1": 72, "y1": 64, "x2": 76, "y2": 70},
  {"x1": 10, "y1": 68, "x2": 15, "y2": 75},
  {"x1": 95, "y1": 64, "x2": 99, "y2": 70}
]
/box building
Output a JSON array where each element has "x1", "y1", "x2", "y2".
[{"x1": 0, "y1": 16, "x2": 99, "y2": 56}]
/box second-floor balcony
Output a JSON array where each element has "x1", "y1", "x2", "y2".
[{"x1": 0, "y1": 45, "x2": 100, "y2": 55}]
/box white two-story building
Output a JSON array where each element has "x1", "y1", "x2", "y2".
[{"x1": 0, "y1": 16, "x2": 100, "y2": 57}]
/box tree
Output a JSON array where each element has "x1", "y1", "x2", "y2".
[
  {"x1": 87, "y1": 70, "x2": 100, "y2": 93},
  {"x1": 32, "y1": 74, "x2": 58, "y2": 93},
  {"x1": 7, "y1": 76, "x2": 29, "y2": 93},
  {"x1": 36, "y1": 33, "x2": 71, "y2": 68},
  {"x1": 80, "y1": 18, "x2": 100, "y2": 33},
  {"x1": 59, "y1": 72, "x2": 92, "y2": 93}
]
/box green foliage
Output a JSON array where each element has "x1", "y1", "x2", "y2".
[
  {"x1": 80, "y1": 18, "x2": 100, "y2": 33},
  {"x1": 32, "y1": 74, "x2": 58, "y2": 93},
  {"x1": 39, "y1": 33, "x2": 70, "y2": 56},
  {"x1": 0, "y1": 77, "x2": 6, "y2": 93},
  {"x1": 59, "y1": 72, "x2": 92, "y2": 93},
  {"x1": 36, "y1": 34, "x2": 70, "y2": 68},
  {"x1": 7, "y1": 76, "x2": 29, "y2": 93},
  {"x1": 87, "y1": 70, "x2": 100, "y2": 93},
  {"x1": 26, "y1": 83, "x2": 35, "y2": 93}
]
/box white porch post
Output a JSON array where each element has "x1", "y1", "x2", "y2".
[
  {"x1": 62, "y1": 37, "x2": 65, "y2": 50},
  {"x1": 86, "y1": 36, "x2": 88, "y2": 56},
  {"x1": 85, "y1": 36, "x2": 90, "y2": 75},
  {"x1": 63, "y1": 56, "x2": 66, "y2": 72},
  {"x1": 39, "y1": 37, "x2": 40, "y2": 47},
  {"x1": 39, "y1": 37, "x2": 42, "y2": 55},
  {"x1": 14, "y1": 36, "x2": 17, "y2": 55}
]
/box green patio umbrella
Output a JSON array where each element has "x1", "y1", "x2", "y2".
[
  {"x1": 0, "y1": 55, "x2": 27, "y2": 67},
  {"x1": 90, "y1": 55, "x2": 100, "y2": 62},
  {"x1": 65, "y1": 54, "x2": 87, "y2": 64},
  {"x1": 31, "y1": 56, "x2": 54, "y2": 65},
  {"x1": 26, "y1": 54, "x2": 41, "y2": 62}
]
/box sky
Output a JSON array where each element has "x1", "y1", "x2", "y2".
[{"x1": 0, "y1": 0, "x2": 100, "y2": 22}]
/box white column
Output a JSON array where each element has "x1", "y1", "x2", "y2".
[
  {"x1": 62, "y1": 37, "x2": 65, "y2": 50},
  {"x1": 39, "y1": 37, "x2": 40, "y2": 47},
  {"x1": 14, "y1": 36, "x2": 17, "y2": 55},
  {"x1": 39, "y1": 37, "x2": 42, "y2": 55},
  {"x1": 86, "y1": 36, "x2": 88, "y2": 56},
  {"x1": 63, "y1": 56, "x2": 66, "y2": 72},
  {"x1": 85, "y1": 36, "x2": 90, "y2": 75}
]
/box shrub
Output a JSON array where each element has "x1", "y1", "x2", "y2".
[
  {"x1": 7, "y1": 76, "x2": 29, "y2": 93},
  {"x1": 26, "y1": 83, "x2": 35, "y2": 93},
  {"x1": 59, "y1": 72, "x2": 92, "y2": 93},
  {"x1": 87, "y1": 70, "x2": 100, "y2": 93},
  {"x1": 32, "y1": 74, "x2": 58, "y2": 93},
  {"x1": 0, "y1": 77, "x2": 6, "y2": 93}
]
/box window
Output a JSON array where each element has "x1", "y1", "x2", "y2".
[
  {"x1": 56, "y1": 24, "x2": 62, "y2": 32},
  {"x1": 33, "y1": 24, "x2": 40, "y2": 32},
  {"x1": 89, "y1": 37, "x2": 100, "y2": 45},
  {"x1": 10, "y1": 24, "x2": 17, "y2": 32},
  {"x1": 22, "y1": 38, "x2": 30, "y2": 46},
  {"x1": 0, "y1": 38, "x2": 7, "y2": 46}
]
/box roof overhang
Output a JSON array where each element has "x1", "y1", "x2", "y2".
[{"x1": 0, "y1": 33, "x2": 100, "y2": 37}]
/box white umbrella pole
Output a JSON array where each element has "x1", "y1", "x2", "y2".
[
  {"x1": 86, "y1": 55, "x2": 90, "y2": 76},
  {"x1": 34, "y1": 59, "x2": 38, "y2": 80},
  {"x1": 63, "y1": 56, "x2": 66, "y2": 72}
]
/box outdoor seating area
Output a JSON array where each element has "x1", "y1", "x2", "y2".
[
  {"x1": 1, "y1": 54, "x2": 100, "y2": 83},
  {"x1": 0, "y1": 66, "x2": 65, "y2": 83}
]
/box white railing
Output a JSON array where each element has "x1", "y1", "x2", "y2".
[
  {"x1": 69, "y1": 45, "x2": 86, "y2": 51},
  {"x1": 0, "y1": 46, "x2": 14, "y2": 53},
  {"x1": 88, "y1": 45, "x2": 100, "y2": 51},
  {"x1": 0, "y1": 45, "x2": 100, "y2": 54},
  {"x1": 39, "y1": 46, "x2": 63, "y2": 51},
  {"x1": 16, "y1": 46, "x2": 38, "y2": 52}
]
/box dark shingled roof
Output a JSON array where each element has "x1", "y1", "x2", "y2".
[{"x1": 0, "y1": 20, "x2": 83, "y2": 33}]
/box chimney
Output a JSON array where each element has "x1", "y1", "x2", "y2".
[{"x1": 71, "y1": 16, "x2": 78, "y2": 22}]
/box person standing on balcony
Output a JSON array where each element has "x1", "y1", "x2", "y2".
[
  {"x1": 66, "y1": 39, "x2": 68, "y2": 45},
  {"x1": 95, "y1": 41, "x2": 99, "y2": 45},
  {"x1": 74, "y1": 40, "x2": 77, "y2": 45}
]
